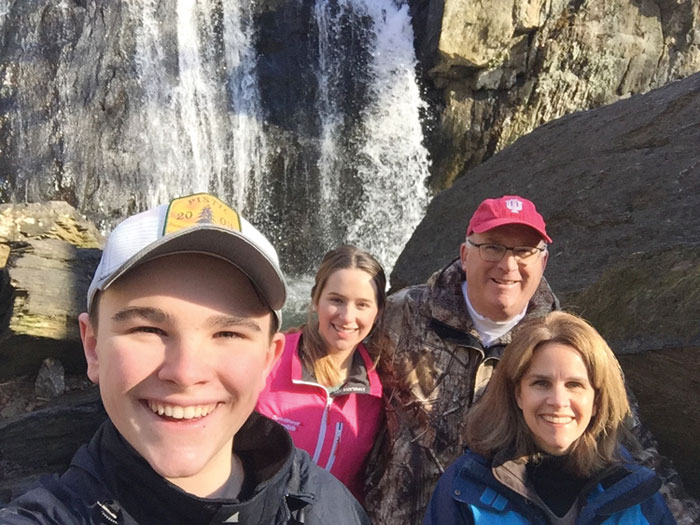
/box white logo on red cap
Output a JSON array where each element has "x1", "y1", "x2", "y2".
[{"x1": 505, "y1": 198, "x2": 523, "y2": 214}]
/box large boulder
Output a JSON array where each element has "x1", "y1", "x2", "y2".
[
  {"x1": 0, "y1": 201, "x2": 103, "y2": 379},
  {"x1": 391, "y1": 70, "x2": 700, "y2": 498},
  {"x1": 408, "y1": 0, "x2": 700, "y2": 189}
]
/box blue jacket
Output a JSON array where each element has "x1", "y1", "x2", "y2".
[
  {"x1": 424, "y1": 449, "x2": 675, "y2": 525},
  {"x1": 0, "y1": 413, "x2": 369, "y2": 524}
]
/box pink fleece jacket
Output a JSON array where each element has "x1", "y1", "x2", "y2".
[{"x1": 256, "y1": 331, "x2": 384, "y2": 502}]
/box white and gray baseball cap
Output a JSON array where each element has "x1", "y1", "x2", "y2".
[{"x1": 87, "y1": 193, "x2": 286, "y2": 326}]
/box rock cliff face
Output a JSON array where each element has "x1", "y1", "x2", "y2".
[
  {"x1": 409, "y1": 0, "x2": 700, "y2": 189},
  {"x1": 391, "y1": 70, "x2": 700, "y2": 499},
  {"x1": 0, "y1": 202, "x2": 103, "y2": 379}
]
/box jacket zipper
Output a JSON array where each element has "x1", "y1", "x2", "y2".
[
  {"x1": 324, "y1": 422, "x2": 343, "y2": 471},
  {"x1": 311, "y1": 392, "x2": 333, "y2": 463}
]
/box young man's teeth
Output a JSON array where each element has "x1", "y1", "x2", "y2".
[{"x1": 148, "y1": 401, "x2": 216, "y2": 420}]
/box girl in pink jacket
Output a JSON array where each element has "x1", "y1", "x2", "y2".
[{"x1": 257, "y1": 245, "x2": 386, "y2": 503}]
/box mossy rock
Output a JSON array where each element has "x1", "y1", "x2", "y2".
[{"x1": 567, "y1": 244, "x2": 700, "y2": 354}]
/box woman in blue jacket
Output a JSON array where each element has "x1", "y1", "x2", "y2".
[{"x1": 424, "y1": 311, "x2": 675, "y2": 525}]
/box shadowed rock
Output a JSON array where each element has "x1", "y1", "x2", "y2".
[
  {"x1": 0, "y1": 388, "x2": 105, "y2": 504},
  {"x1": 0, "y1": 201, "x2": 103, "y2": 380}
]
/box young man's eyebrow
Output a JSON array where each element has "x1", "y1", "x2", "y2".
[
  {"x1": 111, "y1": 307, "x2": 170, "y2": 324},
  {"x1": 207, "y1": 314, "x2": 263, "y2": 333}
]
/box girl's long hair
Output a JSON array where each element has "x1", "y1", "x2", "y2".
[
  {"x1": 298, "y1": 245, "x2": 386, "y2": 387},
  {"x1": 465, "y1": 311, "x2": 630, "y2": 476}
]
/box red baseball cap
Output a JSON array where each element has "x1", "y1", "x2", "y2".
[{"x1": 467, "y1": 195, "x2": 552, "y2": 243}]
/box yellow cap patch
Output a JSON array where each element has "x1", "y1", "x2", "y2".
[{"x1": 163, "y1": 193, "x2": 241, "y2": 234}]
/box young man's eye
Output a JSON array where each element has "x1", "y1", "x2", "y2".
[
  {"x1": 215, "y1": 331, "x2": 243, "y2": 339},
  {"x1": 133, "y1": 326, "x2": 166, "y2": 336}
]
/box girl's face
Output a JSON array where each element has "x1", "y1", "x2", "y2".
[
  {"x1": 315, "y1": 268, "x2": 379, "y2": 356},
  {"x1": 516, "y1": 342, "x2": 596, "y2": 456}
]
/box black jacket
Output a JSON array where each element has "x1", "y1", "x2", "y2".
[{"x1": 0, "y1": 413, "x2": 369, "y2": 524}]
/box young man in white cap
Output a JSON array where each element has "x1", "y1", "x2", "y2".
[{"x1": 0, "y1": 193, "x2": 369, "y2": 524}]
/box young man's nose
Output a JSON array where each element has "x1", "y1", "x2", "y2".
[{"x1": 158, "y1": 338, "x2": 212, "y2": 386}]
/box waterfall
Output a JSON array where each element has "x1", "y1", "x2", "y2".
[
  {"x1": 340, "y1": 0, "x2": 430, "y2": 269},
  {"x1": 125, "y1": 0, "x2": 267, "y2": 213},
  {"x1": 221, "y1": 0, "x2": 268, "y2": 218},
  {"x1": 311, "y1": 0, "x2": 430, "y2": 271},
  {"x1": 0, "y1": 0, "x2": 429, "y2": 289}
]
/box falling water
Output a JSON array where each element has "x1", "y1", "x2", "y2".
[
  {"x1": 0, "y1": 0, "x2": 429, "y2": 290},
  {"x1": 125, "y1": 0, "x2": 267, "y2": 214},
  {"x1": 343, "y1": 0, "x2": 430, "y2": 268},
  {"x1": 221, "y1": 1, "x2": 268, "y2": 218},
  {"x1": 312, "y1": 0, "x2": 430, "y2": 271}
]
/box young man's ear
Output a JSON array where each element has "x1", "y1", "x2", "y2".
[{"x1": 79, "y1": 312, "x2": 100, "y2": 384}]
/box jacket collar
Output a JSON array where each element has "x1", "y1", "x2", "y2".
[
  {"x1": 73, "y1": 413, "x2": 299, "y2": 524},
  {"x1": 288, "y1": 331, "x2": 382, "y2": 397},
  {"x1": 454, "y1": 449, "x2": 661, "y2": 523}
]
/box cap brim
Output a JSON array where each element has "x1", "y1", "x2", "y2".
[
  {"x1": 99, "y1": 225, "x2": 287, "y2": 311},
  {"x1": 470, "y1": 218, "x2": 552, "y2": 243}
]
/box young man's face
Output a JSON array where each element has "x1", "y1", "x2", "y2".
[
  {"x1": 79, "y1": 253, "x2": 284, "y2": 496},
  {"x1": 460, "y1": 223, "x2": 548, "y2": 321}
]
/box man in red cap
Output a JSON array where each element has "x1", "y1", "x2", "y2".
[
  {"x1": 365, "y1": 195, "x2": 559, "y2": 524},
  {"x1": 366, "y1": 195, "x2": 698, "y2": 524}
]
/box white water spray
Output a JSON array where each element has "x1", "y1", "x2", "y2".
[
  {"x1": 314, "y1": 0, "x2": 430, "y2": 271},
  {"x1": 124, "y1": 0, "x2": 267, "y2": 214}
]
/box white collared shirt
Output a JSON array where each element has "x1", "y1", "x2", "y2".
[{"x1": 462, "y1": 280, "x2": 526, "y2": 347}]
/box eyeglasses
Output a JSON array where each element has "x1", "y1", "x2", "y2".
[{"x1": 467, "y1": 240, "x2": 546, "y2": 264}]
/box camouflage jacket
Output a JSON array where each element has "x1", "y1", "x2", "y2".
[{"x1": 364, "y1": 259, "x2": 558, "y2": 524}]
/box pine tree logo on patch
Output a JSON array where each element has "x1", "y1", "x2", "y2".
[
  {"x1": 198, "y1": 206, "x2": 214, "y2": 224},
  {"x1": 505, "y1": 198, "x2": 523, "y2": 214}
]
